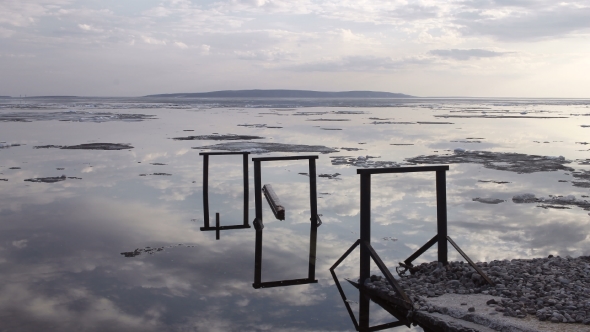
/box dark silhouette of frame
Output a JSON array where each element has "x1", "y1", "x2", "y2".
[
  {"x1": 199, "y1": 152, "x2": 250, "y2": 235},
  {"x1": 252, "y1": 155, "x2": 321, "y2": 289}
]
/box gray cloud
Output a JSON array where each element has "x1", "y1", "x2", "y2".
[
  {"x1": 429, "y1": 49, "x2": 510, "y2": 60},
  {"x1": 454, "y1": 1, "x2": 590, "y2": 41},
  {"x1": 286, "y1": 55, "x2": 432, "y2": 72}
]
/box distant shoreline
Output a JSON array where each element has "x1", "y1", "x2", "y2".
[{"x1": 143, "y1": 89, "x2": 415, "y2": 98}]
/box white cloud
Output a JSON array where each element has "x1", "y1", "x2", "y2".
[
  {"x1": 12, "y1": 239, "x2": 28, "y2": 248},
  {"x1": 429, "y1": 48, "x2": 512, "y2": 60},
  {"x1": 141, "y1": 35, "x2": 167, "y2": 45},
  {"x1": 174, "y1": 41, "x2": 188, "y2": 49}
]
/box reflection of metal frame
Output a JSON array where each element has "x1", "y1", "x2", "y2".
[
  {"x1": 252, "y1": 155, "x2": 320, "y2": 289},
  {"x1": 199, "y1": 152, "x2": 250, "y2": 232},
  {"x1": 330, "y1": 264, "x2": 408, "y2": 332}
]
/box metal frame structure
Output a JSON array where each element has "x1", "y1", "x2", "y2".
[
  {"x1": 252, "y1": 155, "x2": 321, "y2": 289},
  {"x1": 199, "y1": 152, "x2": 250, "y2": 234}
]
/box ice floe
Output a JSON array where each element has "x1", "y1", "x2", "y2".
[
  {"x1": 406, "y1": 150, "x2": 573, "y2": 174},
  {"x1": 194, "y1": 142, "x2": 338, "y2": 154}
]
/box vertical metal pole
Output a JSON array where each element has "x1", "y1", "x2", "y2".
[
  {"x1": 359, "y1": 294, "x2": 370, "y2": 332},
  {"x1": 359, "y1": 173, "x2": 371, "y2": 284},
  {"x1": 215, "y1": 212, "x2": 220, "y2": 240},
  {"x1": 243, "y1": 153, "x2": 249, "y2": 226},
  {"x1": 203, "y1": 155, "x2": 210, "y2": 228},
  {"x1": 254, "y1": 160, "x2": 262, "y2": 223},
  {"x1": 436, "y1": 170, "x2": 448, "y2": 264},
  {"x1": 308, "y1": 158, "x2": 318, "y2": 280},
  {"x1": 254, "y1": 160, "x2": 263, "y2": 286}
]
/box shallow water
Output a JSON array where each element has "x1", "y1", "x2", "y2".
[{"x1": 1, "y1": 97, "x2": 590, "y2": 331}]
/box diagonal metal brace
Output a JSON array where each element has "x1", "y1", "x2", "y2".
[
  {"x1": 360, "y1": 241, "x2": 413, "y2": 309},
  {"x1": 446, "y1": 236, "x2": 495, "y2": 286}
]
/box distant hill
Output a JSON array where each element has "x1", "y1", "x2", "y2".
[
  {"x1": 144, "y1": 90, "x2": 414, "y2": 98},
  {"x1": 0, "y1": 96, "x2": 11, "y2": 98}
]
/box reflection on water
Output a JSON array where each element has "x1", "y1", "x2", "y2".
[{"x1": 1, "y1": 97, "x2": 590, "y2": 331}]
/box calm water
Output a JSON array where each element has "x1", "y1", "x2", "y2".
[{"x1": 1, "y1": 97, "x2": 590, "y2": 331}]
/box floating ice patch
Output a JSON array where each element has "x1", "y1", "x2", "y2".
[
  {"x1": 435, "y1": 114, "x2": 567, "y2": 119},
  {"x1": 24, "y1": 175, "x2": 67, "y2": 183},
  {"x1": 0, "y1": 142, "x2": 21, "y2": 149},
  {"x1": 331, "y1": 155, "x2": 400, "y2": 168},
  {"x1": 237, "y1": 124, "x2": 283, "y2": 129},
  {"x1": 371, "y1": 121, "x2": 415, "y2": 125},
  {"x1": 417, "y1": 121, "x2": 454, "y2": 124},
  {"x1": 194, "y1": 142, "x2": 338, "y2": 154},
  {"x1": 512, "y1": 194, "x2": 590, "y2": 211},
  {"x1": 307, "y1": 118, "x2": 350, "y2": 122},
  {"x1": 172, "y1": 134, "x2": 264, "y2": 141},
  {"x1": 0, "y1": 111, "x2": 156, "y2": 122},
  {"x1": 35, "y1": 143, "x2": 134, "y2": 150},
  {"x1": 406, "y1": 150, "x2": 573, "y2": 174},
  {"x1": 472, "y1": 197, "x2": 505, "y2": 204}
]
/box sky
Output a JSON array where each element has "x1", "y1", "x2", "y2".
[{"x1": 0, "y1": 0, "x2": 589, "y2": 97}]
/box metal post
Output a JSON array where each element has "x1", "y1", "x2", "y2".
[
  {"x1": 216, "y1": 212, "x2": 220, "y2": 240},
  {"x1": 359, "y1": 174, "x2": 371, "y2": 284},
  {"x1": 203, "y1": 154, "x2": 210, "y2": 228},
  {"x1": 254, "y1": 228, "x2": 263, "y2": 286},
  {"x1": 243, "y1": 153, "x2": 249, "y2": 226},
  {"x1": 308, "y1": 158, "x2": 318, "y2": 280},
  {"x1": 254, "y1": 160, "x2": 263, "y2": 286},
  {"x1": 436, "y1": 170, "x2": 448, "y2": 264},
  {"x1": 359, "y1": 291, "x2": 370, "y2": 331}
]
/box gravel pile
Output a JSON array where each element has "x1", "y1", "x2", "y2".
[{"x1": 363, "y1": 255, "x2": 590, "y2": 325}]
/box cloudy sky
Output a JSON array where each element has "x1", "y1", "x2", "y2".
[{"x1": 1, "y1": 0, "x2": 589, "y2": 97}]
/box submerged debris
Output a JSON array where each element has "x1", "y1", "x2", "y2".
[
  {"x1": 406, "y1": 150, "x2": 573, "y2": 174},
  {"x1": 172, "y1": 134, "x2": 264, "y2": 141},
  {"x1": 35, "y1": 143, "x2": 134, "y2": 150},
  {"x1": 194, "y1": 142, "x2": 338, "y2": 154}
]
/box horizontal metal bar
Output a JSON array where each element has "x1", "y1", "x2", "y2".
[
  {"x1": 357, "y1": 165, "x2": 449, "y2": 175},
  {"x1": 447, "y1": 236, "x2": 495, "y2": 286},
  {"x1": 200, "y1": 225, "x2": 251, "y2": 231},
  {"x1": 252, "y1": 155, "x2": 319, "y2": 162},
  {"x1": 403, "y1": 234, "x2": 438, "y2": 267},
  {"x1": 253, "y1": 278, "x2": 318, "y2": 289},
  {"x1": 330, "y1": 239, "x2": 361, "y2": 271},
  {"x1": 199, "y1": 151, "x2": 250, "y2": 156}
]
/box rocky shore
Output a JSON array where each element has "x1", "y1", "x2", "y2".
[{"x1": 364, "y1": 255, "x2": 590, "y2": 326}]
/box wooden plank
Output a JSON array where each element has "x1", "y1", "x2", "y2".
[{"x1": 262, "y1": 184, "x2": 285, "y2": 220}]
